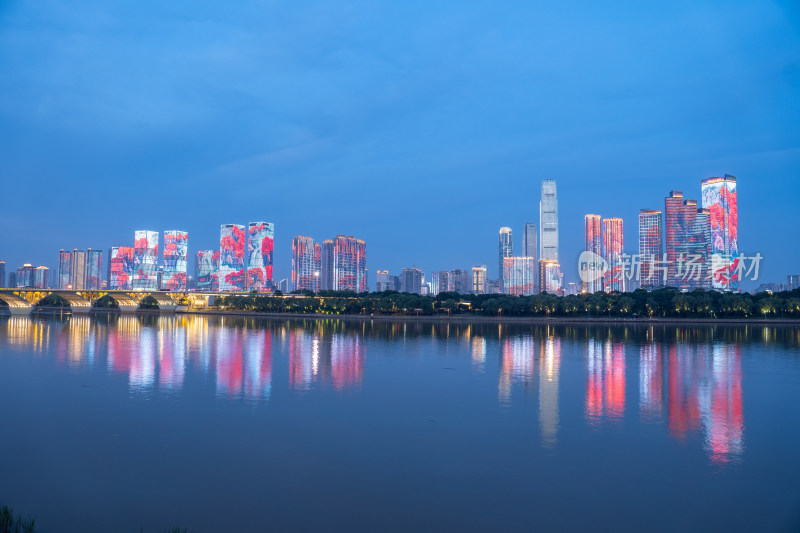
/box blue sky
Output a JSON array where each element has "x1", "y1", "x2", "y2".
[{"x1": 1, "y1": 0, "x2": 798, "y2": 288}]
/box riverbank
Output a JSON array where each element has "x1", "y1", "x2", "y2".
[{"x1": 177, "y1": 309, "x2": 800, "y2": 326}]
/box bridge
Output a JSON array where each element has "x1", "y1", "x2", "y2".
[{"x1": 0, "y1": 289, "x2": 200, "y2": 315}]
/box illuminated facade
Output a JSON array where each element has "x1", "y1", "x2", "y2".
[
  {"x1": 539, "y1": 260, "x2": 562, "y2": 295},
  {"x1": 292, "y1": 236, "x2": 320, "y2": 292},
  {"x1": 332, "y1": 235, "x2": 367, "y2": 292},
  {"x1": 638, "y1": 209, "x2": 664, "y2": 289},
  {"x1": 451, "y1": 269, "x2": 471, "y2": 294},
  {"x1": 503, "y1": 257, "x2": 536, "y2": 296},
  {"x1": 498, "y1": 227, "x2": 513, "y2": 283},
  {"x1": 133, "y1": 231, "x2": 159, "y2": 290},
  {"x1": 196, "y1": 250, "x2": 219, "y2": 292},
  {"x1": 58, "y1": 250, "x2": 72, "y2": 289},
  {"x1": 109, "y1": 246, "x2": 135, "y2": 290},
  {"x1": 247, "y1": 222, "x2": 275, "y2": 292},
  {"x1": 430, "y1": 271, "x2": 452, "y2": 295},
  {"x1": 86, "y1": 249, "x2": 102, "y2": 290},
  {"x1": 603, "y1": 217, "x2": 624, "y2": 292},
  {"x1": 16, "y1": 264, "x2": 35, "y2": 288},
  {"x1": 162, "y1": 230, "x2": 188, "y2": 291},
  {"x1": 70, "y1": 250, "x2": 88, "y2": 290},
  {"x1": 540, "y1": 179, "x2": 559, "y2": 261},
  {"x1": 701, "y1": 175, "x2": 738, "y2": 291},
  {"x1": 584, "y1": 214, "x2": 603, "y2": 294},
  {"x1": 665, "y1": 192, "x2": 711, "y2": 290},
  {"x1": 33, "y1": 266, "x2": 49, "y2": 289},
  {"x1": 219, "y1": 224, "x2": 246, "y2": 292},
  {"x1": 472, "y1": 265, "x2": 487, "y2": 294}
]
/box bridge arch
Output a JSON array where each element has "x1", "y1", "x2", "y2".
[
  {"x1": 35, "y1": 293, "x2": 92, "y2": 314},
  {"x1": 139, "y1": 293, "x2": 178, "y2": 312},
  {"x1": 0, "y1": 293, "x2": 34, "y2": 314},
  {"x1": 93, "y1": 293, "x2": 139, "y2": 313}
]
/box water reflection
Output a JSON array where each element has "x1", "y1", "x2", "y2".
[{"x1": 0, "y1": 315, "x2": 787, "y2": 465}]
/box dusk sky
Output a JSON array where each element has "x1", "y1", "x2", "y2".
[{"x1": 1, "y1": 0, "x2": 798, "y2": 287}]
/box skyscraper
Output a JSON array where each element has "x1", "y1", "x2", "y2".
[
  {"x1": 320, "y1": 240, "x2": 334, "y2": 291},
  {"x1": 665, "y1": 191, "x2": 711, "y2": 290},
  {"x1": 498, "y1": 227, "x2": 513, "y2": 282},
  {"x1": 451, "y1": 269, "x2": 471, "y2": 294},
  {"x1": 33, "y1": 265, "x2": 49, "y2": 289},
  {"x1": 292, "y1": 236, "x2": 321, "y2": 292},
  {"x1": 602, "y1": 218, "x2": 624, "y2": 292},
  {"x1": 70, "y1": 250, "x2": 88, "y2": 290},
  {"x1": 58, "y1": 250, "x2": 72, "y2": 289},
  {"x1": 109, "y1": 246, "x2": 135, "y2": 290},
  {"x1": 219, "y1": 224, "x2": 246, "y2": 292},
  {"x1": 472, "y1": 265, "x2": 487, "y2": 294},
  {"x1": 401, "y1": 267, "x2": 423, "y2": 294},
  {"x1": 539, "y1": 260, "x2": 562, "y2": 295},
  {"x1": 430, "y1": 271, "x2": 452, "y2": 295},
  {"x1": 0, "y1": 260, "x2": 5, "y2": 288},
  {"x1": 639, "y1": 209, "x2": 664, "y2": 290},
  {"x1": 376, "y1": 270, "x2": 393, "y2": 292},
  {"x1": 584, "y1": 214, "x2": 603, "y2": 294},
  {"x1": 247, "y1": 222, "x2": 275, "y2": 292},
  {"x1": 16, "y1": 264, "x2": 35, "y2": 288},
  {"x1": 86, "y1": 248, "x2": 103, "y2": 290},
  {"x1": 503, "y1": 257, "x2": 536, "y2": 296},
  {"x1": 162, "y1": 231, "x2": 188, "y2": 291},
  {"x1": 702, "y1": 175, "x2": 738, "y2": 292},
  {"x1": 522, "y1": 223, "x2": 537, "y2": 259},
  {"x1": 540, "y1": 179, "x2": 559, "y2": 262},
  {"x1": 196, "y1": 250, "x2": 220, "y2": 292},
  {"x1": 134, "y1": 231, "x2": 159, "y2": 290},
  {"x1": 332, "y1": 235, "x2": 367, "y2": 292}
]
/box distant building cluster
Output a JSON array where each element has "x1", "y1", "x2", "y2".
[{"x1": 290, "y1": 234, "x2": 367, "y2": 293}]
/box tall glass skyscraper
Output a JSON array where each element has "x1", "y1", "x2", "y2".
[
  {"x1": 134, "y1": 231, "x2": 159, "y2": 290},
  {"x1": 58, "y1": 250, "x2": 72, "y2": 289},
  {"x1": 539, "y1": 179, "x2": 559, "y2": 262},
  {"x1": 219, "y1": 224, "x2": 246, "y2": 292},
  {"x1": 320, "y1": 240, "x2": 334, "y2": 291},
  {"x1": 498, "y1": 227, "x2": 513, "y2": 282},
  {"x1": 503, "y1": 257, "x2": 536, "y2": 296},
  {"x1": 639, "y1": 209, "x2": 664, "y2": 289},
  {"x1": 33, "y1": 266, "x2": 49, "y2": 289},
  {"x1": 246, "y1": 222, "x2": 275, "y2": 292},
  {"x1": 665, "y1": 191, "x2": 711, "y2": 290},
  {"x1": 602, "y1": 218, "x2": 624, "y2": 292},
  {"x1": 292, "y1": 236, "x2": 321, "y2": 292},
  {"x1": 584, "y1": 214, "x2": 603, "y2": 294},
  {"x1": 162, "y1": 231, "x2": 188, "y2": 291},
  {"x1": 522, "y1": 223, "x2": 537, "y2": 259},
  {"x1": 332, "y1": 235, "x2": 367, "y2": 292},
  {"x1": 472, "y1": 265, "x2": 487, "y2": 294},
  {"x1": 86, "y1": 249, "x2": 103, "y2": 290},
  {"x1": 196, "y1": 250, "x2": 219, "y2": 292},
  {"x1": 109, "y1": 246, "x2": 135, "y2": 290},
  {"x1": 702, "y1": 175, "x2": 738, "y2": 292}
]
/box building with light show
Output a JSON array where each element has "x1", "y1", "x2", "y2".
[
  {"x1": 701, "y1": 175, "x2": 738, "y2": 292},
  {"x1": 162, "y1": 230, "x2": 188, "y2": 291},
  {"x1": 69, "y1": 250, "x2": 87, "y2": 290},
  {"x1": 133, "y1": 230, "x2": 159, "y2": 290},
  {"x1": 639, "y1": 209, "x2": 664, "y2": 289},
  {"x1": 16, "y1": 264, "x2": 34, "y2": 288},
  {"x1": 539, "y1": 260, "x2": 562, "y2": 295},
  {"x1": 602, "y1": 217, "x2": 624, "y2": 292},
  {"x1": 540, "y1": 179, "x2": 559, "y2": 262},
  {"x1": 109, "y1": 246, "x2": 135, "y2": 290},
  {"x1": 219, "y1": 224, "x2": 246, "y2": 292},
  {"x1": 247, "y1": 222, "x2": 275, "y2": 292},
  {"x1": 86, "y1": 248, "x2": 103, "y2": 290},
  {"x1": 57, "y1": 250, "x2": 72, "y2": 289},
  {"x1": 332, "y1": 235, "x2": 367, "y2": 292},
  {"x1": 292, "y1": 236, "x2": 320, "y2": 292},
  {"x1": 665, "y1": 191, "x2": 711, "y2": 290},
  {"x1": 584, "y1": 214, "x2": 603, "y2": 294},
  {"x1": 33, "y1": 265, "x2": 49, "y2": 289},
  {"x1": 498, "y1": 227, "x2": 512, "y2": 284},
  {"x1": 503, "y1": 257, "x2": 536, "y2": 296},
  {"x1": 196, "y1": 250, "x2": 219, "y2": 292}
]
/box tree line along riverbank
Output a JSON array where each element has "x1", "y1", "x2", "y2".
[{"x1": 213, "y1": 287, "x2": 800, "y2": 319}]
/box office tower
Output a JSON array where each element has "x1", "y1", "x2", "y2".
[
  {"x1": 584, "y1": 214, "x2": 603, "y2": 294},
  {"x1": 247, "y1": 222, "x2": 275, "y2": 292},
  {"x1": 451, "y1": 269, "x2": 471, "y2": 294},
  {"x1": 787, "y1": 275, "x2": 800, "y2": 291},
  {"x1": 702, "y1": 175, "x2": 738, "y2": 292},
  {"x1": 603, "y1": 218, "x2": 624, "y2": 292},
  {"x1": 196, "y1": 250, "x2": 220, "y2": 292},
  {"x1": 376, "y1": 270, "x2": 393, "y2": 292},
  {"x1": 400, "y1": 268, "x2": 423, "y2": 294},
  {"x1": 16, "y1": 264, "x2": 35, "y2": 288},
  {"x1": 503, "y1": 257, "x2": 536, "y2": 296},
  {"x1": 8, "y1": 272, "x2": 16, "y2": 288},
  {"x1": 472, "y1": 265, "x2": 487, "y2": 294},
  {"x1": 162, "y1": 231, "x2": 188, "y2": 291},
  {"x1": 320, "y1": 240, "x2": 334, "y2": 291},
  {"x1": 219, "y1": 224, "x2": 245, "y2": 292},
  {"x1": 58, "y1": 250, "x2": 72, "y2": 289},
  {"x1": 84, "y1": 248, "x2": 103, "y2": 290},
  {"x1": 292, "y1": 236, "x2": 320, "y2": 292},
  {"x1": 540, "y1": 179, "x2": 559, "y2": 262},
  {"x1": 133, "y1": 231, "x2": 159, "y2": 290},
  {"x1": 0, "y1": 260, "x2": 5, "y2": 288},
  {"x1": 639, "y1": 209, "x2": 664, "y2": 290},
  {"x1": 108, "y1": 247, "x2": 135, "y2": 290},
  {"x1": 665, "y1": 191, "x2": 711, "y2": 290},
  {"x1": 539, "y1": 260, "x2": 562, "y2": 294},
  {"x1": 522, "y1": 223, "x2": 537, "y2": 259},
  {"x1": 498, "y1": 227, "x2": 513, "y2": 282},
  {"x1": 332, "y1": 235, "x2": 367, "y2": 292},
  {"x1": 33, "y1": 266, "x2": 49, "y2": 289},
  {"x1": 433, "y1": 271, "x2": 453, "y2": 294},
  {"x1": 70, "y1": 250, "x2": 88, "y2": 290},
  {"x1": 278, "y1": 278, "x2": 289, "y2": 293}
]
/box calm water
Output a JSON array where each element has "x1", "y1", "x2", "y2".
[{"x1": 1, "y1": 315, "x2": 799, "y2": 532}]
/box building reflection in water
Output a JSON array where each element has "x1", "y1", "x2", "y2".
[
  {"x1": 586, "y1": 339, "x2": 626, "y2": 424},
  {"x1": 498, "y1": 335, "x2": 535, "y2": 403},
  {"x1": 539, "y1": 335, "x2": 560, "y2": 448},
  {"x1": 639, "y1": 341, "x2": 664, "y2": 422}
]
